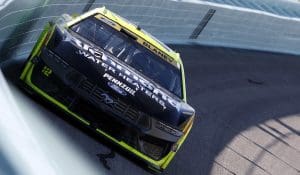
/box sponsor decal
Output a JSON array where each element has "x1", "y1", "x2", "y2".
[
  {"x1": 72, "y1": 37, "x2": 103, "y2": 64},
  {"x1": 141, "y1": 41, "x2": 175, "y2": 65},
  {"x1": 105, "y1": 74, "x2": 134, "y2": 95},
  {"x1": 72, "y1": 37, "x2": 179, "y2": 110},
  {"x1": 98, "y1": 16, "x2": 117, "y2": 27}
]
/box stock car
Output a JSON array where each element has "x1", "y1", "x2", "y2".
[{"x1": 20, "y1": 7, "x2": 195, "y2": 172}]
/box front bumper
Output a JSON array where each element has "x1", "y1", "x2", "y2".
[{"x1": 20, "y1": 48, "x2": 194, "y2": 171}]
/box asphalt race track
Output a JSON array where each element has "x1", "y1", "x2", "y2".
[{"x1": 2, "y1": 44, "x2": 300, "y2": 175}]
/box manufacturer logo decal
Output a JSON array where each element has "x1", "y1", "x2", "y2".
[
  {"x1": 107, "y1": 81, "x2": 127, "y2": 96},
  {"x1": 100, "y1": 93, "x2": 114, "y2": 105},
  {"x1": 104, "y1": 73, "x2": 136, "y2": 96}
]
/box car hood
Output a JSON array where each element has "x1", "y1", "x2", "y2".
[{"x1": 47, "y1": 27, "x2": 194, "y2": 127}]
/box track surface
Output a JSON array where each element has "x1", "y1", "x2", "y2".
[{"x1": 3, "y1": 45, "x2": 300, "y2": 175}]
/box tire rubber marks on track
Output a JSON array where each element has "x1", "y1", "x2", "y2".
[
  {"x1": 82, "y1": 0, "x2": 96, "y2": 13},
  {"x1": 189, "y1": 9, "x2": 216, "y2": 39},
  {"x1": 247, "y1": 78, "x2": 265, "y2": 85},
  {"x1": 96, "y1": 149, "x2": 116, "y2": 170}
]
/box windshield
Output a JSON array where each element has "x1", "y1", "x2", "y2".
[{"x1": 70, "y1": 16, "x2": 182, "y2": 98}]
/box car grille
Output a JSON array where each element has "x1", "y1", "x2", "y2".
[{"x1": 76, "y1": 79, "x2": 145, "y2": 127}]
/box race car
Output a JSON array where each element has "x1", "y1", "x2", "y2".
[{"x1": 20, "y1": 7, "x2": 195, "y2": 172}]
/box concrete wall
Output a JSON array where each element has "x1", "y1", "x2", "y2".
[{"x1": 0, "y1": 0, "x2": 300, "y2": 65}]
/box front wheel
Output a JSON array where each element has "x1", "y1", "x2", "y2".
[{"x1": 146, "y1": 165, "x2": 164, "y2": 175}]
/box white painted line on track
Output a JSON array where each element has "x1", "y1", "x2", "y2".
[{"x1": 0, "y1": 0, "x2": 13, "y2": 11}]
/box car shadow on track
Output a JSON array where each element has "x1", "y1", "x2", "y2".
[{"x1": 166, "y1": 44, "x2": 300, "y2": 175}]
